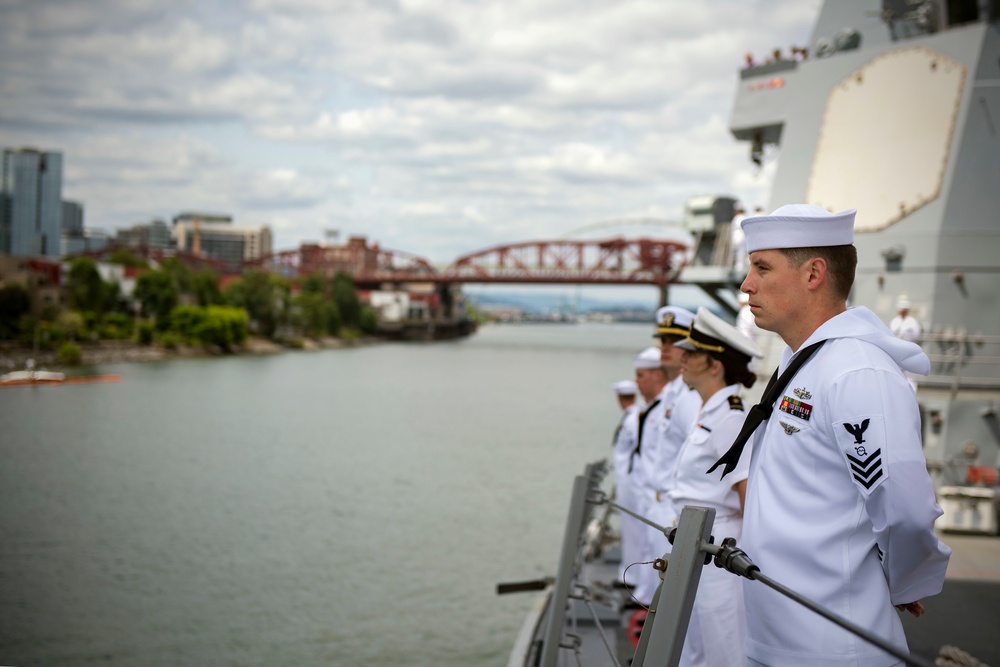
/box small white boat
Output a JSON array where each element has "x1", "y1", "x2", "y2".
[{"x1": 0, "y1": 359, "x2": 65, "y2": 385}]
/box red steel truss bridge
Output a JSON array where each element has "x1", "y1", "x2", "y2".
[{"x1": 244, "y1": 235, "x2": 691, "y2": 290}]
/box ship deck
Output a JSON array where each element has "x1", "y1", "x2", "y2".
[
  {"x1": 523, "y1": 527, "x2": 1000, "y2": 667},
  {"x1": 902, "y1": 532, "x2": 1000, "y2": 664}
]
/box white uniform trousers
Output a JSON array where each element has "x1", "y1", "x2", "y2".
[
  {"x1": 632, "y1": 490, "x2": 678, "y2": 605},
  {"x1": 678, "y1": 514, "x2": 746, "y2": 667},
  {"x1": 617, "y1": 479, "x2": 644, "y2": 585}
]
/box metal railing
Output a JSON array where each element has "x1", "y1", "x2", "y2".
[
  {"x1": 916, "y1": 331, "x2": 1000, "y2": 396},
  {"x1": 508, "y1": 461, "x2": 944, "y2": 667}
]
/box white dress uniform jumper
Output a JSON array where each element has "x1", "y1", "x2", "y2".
[
  {"x1": 612, "y1": 402, "x2": 642, "y2": 584},
  {"x1": 741, "y1": 307, "x2": 951, "y2": 667}
]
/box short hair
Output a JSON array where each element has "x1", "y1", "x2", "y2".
[{"x1": 779, "y1": 244, "x2": 857, "y2": 301}]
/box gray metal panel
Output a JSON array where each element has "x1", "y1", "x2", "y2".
[{"x1": 727, "y1": 1, "x2": 1000, "y2": 469}]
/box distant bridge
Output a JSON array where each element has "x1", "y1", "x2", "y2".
[
  {"x1": 245, "y1": 235, "x2": 689, "y2": 288},
  {"x1": 242, "y1": 232, "x2": 745, "y2": 310}
]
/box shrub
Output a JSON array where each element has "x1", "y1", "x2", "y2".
[
  {"x1": 54, "y1": 311, "x2": 88, "y2": 342},
  {"x1": 136, "y1": 321, "x2": 156, "y2": 345},
  {"x1": 57, "y1": 341, "x2": 83, "y2": 365},
  {"x1": 157, "y1": 332, "x2": 182, "y2": 349},
  {"x1": 100, "y1": 312, "x2": 133, "y2": 340},
  {"x1": 169, "y1": 304, "x2": 249, "y2": 351}
]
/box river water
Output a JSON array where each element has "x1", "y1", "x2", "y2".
[{"x1": 0, "y1": 322, "x2": 656, "y2": 667}]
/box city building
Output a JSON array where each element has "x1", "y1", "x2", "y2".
[
  {"x1": 114, "y1": 219, "x2": 172, "y2": 249},
  {"x1": 61, "y1": 228, "x2": 113, "y2": 257},
  {"x1": 1, "y1": 148, "x2": 63, "y2": 258},
  {"x1": 62, "y1": 200, "x2": 84, "y2": 237},
  {"x1": 172, "y1": 212, "x2": 272, "y2": 270}
]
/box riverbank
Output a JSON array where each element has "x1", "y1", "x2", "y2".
[{"x1": 0, "y1": 335, "x2": 381, "y2": 371}]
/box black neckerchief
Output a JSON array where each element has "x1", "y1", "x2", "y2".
[
  {"x1": 707, "y1": 339, "x2": 826, "y2": 478},
  {"x1": 628, "y1": 398, "x2": 661, "y2": 473}
]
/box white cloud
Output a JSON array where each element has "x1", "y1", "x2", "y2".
[{"x1": 0, "y1": 0, "x2": 823, "y2": 264}]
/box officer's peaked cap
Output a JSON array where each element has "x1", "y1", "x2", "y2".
[
  {"x1": 674, "y1": 306, "x2": 763, "y2": 359},
  {"x1": 654, "y1": 306, "x2": 695, "y2": 338}
]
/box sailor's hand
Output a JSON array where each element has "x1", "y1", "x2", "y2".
[{"x1": 894, "y1": 601, "x2": 925, "y2": 618}]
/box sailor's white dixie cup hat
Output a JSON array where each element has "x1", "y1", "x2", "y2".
[
  {"x1": 674, "y1": 306, "x2": 763, "y2": 359},
  {"x1": 740, "y1": 203, "x2": 856, "y2": 252},
  {"x1": 633, "y1": 346, "x2": 663, "y2": 369},
  {"x1": 653, "y1": 305, "x2": 695, "y2": 338},
  {"x1": 613, "y1": 379, "x2": 638, "y2": 395}
]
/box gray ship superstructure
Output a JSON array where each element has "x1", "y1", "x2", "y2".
[{"x1": 730, "y1": 0, "x2": 1000, "y2": 504}]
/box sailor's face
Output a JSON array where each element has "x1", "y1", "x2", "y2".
[
  {"x1": 658, "y1": 334, "x2": 686, "y2": 371},
  {"x1": 679, "y1": 350, "x2": 712, "y2": 387},
  {"x1": 634, "y1": 367, "x2": 662, "y2": 401},
  {"x1": 740, "y1": 249, "x2": 804, "y2": 336}
]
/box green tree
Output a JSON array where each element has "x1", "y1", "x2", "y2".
[
  {"x1": 223, "y1": 270, "x2": 290, "y2": 338},
  {"x1": 359, "y1": 305, "x2": 378, "y2": 335},
  {"x1": 192, "y1": 269, "x2": 223, "y2": 307},
  {"x1": 102, "y1": 279, "x2": 125, "y2": 313},
  {"x1": 332, "y1": 272, "x2": 361, "y2": 329},
  {"x1": 326, "y1": 300, "x2": 342, "y2": 336},
  {"x1": 66, "y1": 257, "x2": 106, "y2": 313},
  {"x1": 292, "y1": 291, "x2": 330, "y2": 338},
  {"x1": 107, "y1": 249, "x2": 149, "y2": 268},
  {"x1": 300, "y1": 271, "x2": 327, "y2": 295},
  {"x1": 0, "y1": 283, "x2": 31, "y2": 339},
  {"x1": 160, "y1": 257, "x2": 195, "y2": 295},
  {"x1": 134, "y1": 269, "x2": 178, "y2": 330}
]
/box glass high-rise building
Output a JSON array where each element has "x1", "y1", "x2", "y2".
[{"x1": 1, "y1": 148, "x2": 63, "y2": 257}]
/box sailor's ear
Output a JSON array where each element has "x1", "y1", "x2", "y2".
[{"x1": 804, "y1": 256, "x2": 828, "y2": 292}]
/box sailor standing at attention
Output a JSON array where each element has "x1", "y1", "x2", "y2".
[
  {"x1": 610, "y1": 379, "x2": 642, "y2": 586},
  {"x1": 625, "y1": 346, "x2": 669, "y2": 604},
  {"x1": 668, "y1": 306, "x2": 762, "y2": 667},
  {"x1": 629, "y1": 307, "x2": 700, "y2": 606},
  {"x1": 889, "y1": 295, "x2": 923, "y2": 392},
  {"x1": 721, "y1": 204, "x2": 950, "y2": 667}
]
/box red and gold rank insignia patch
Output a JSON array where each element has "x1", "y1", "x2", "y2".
[{"x1": 779, "y1": 395, "x2": 813, "y2": 421}]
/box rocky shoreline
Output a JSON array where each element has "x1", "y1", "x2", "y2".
[{"x1": 0, "y1": 336, "x2": 379, "y2": 372}]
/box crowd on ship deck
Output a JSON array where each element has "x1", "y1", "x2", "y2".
[{"x1": 608, "y1": 204, "x2": 950, "y2": 667}]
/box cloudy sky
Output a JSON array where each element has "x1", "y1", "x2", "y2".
[{"x1": 0, "y1": 0, "x2": 822, "y2": 268}]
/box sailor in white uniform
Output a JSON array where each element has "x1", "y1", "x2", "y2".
[
  {"x1": 630, "y1": 307, "x2": 700, "y2": 606},
  {"x1": 889, "y1": 296, "x2": 922, "y2": 391},
  {"x1": 625, "y1": 346, "x2": 671, "y2": 602},
  {"x1": 611, "y1": 379, "x2": 642, "y2": 585},
  {"x1": 732, "y1": 204, "x2": 951, "y2": 667},
  {"x1": 668, "y1": 306, "x2": 762, "y2": 667}
]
